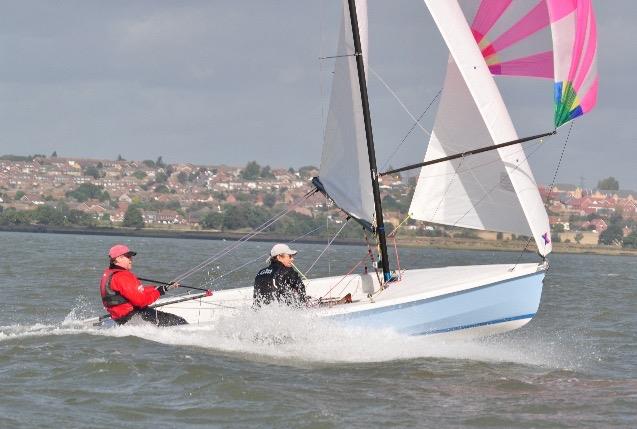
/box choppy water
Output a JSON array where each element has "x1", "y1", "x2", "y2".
[{"x1": 1, "y1": 231, "x2": 635, "y2": 428}]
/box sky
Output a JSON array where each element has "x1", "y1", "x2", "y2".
[{"x1": 0, "y1": 1, "x2": 634, "y2": 190}]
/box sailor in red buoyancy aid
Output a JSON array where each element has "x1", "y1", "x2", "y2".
[{"x1": 100, "y1": 244, "x2": 187, "y2": 326}]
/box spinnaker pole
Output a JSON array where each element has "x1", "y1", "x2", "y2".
[
  {"x1": 380, "y1": 130, "x2": 557, "y2": 177},
  {"x1": 346, "y1": 0, "x2": 391, "y2": 282}
]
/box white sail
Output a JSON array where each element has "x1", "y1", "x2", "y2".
[
  {"x1": 413, "y1": 0, "x2": 552, "y2": 256},
  {"x1": 409, "y1": 57, "x2": 531, "y2": 236},
  {"x1": 318, "y1": 0, "x2": 375, "y2": 225}
]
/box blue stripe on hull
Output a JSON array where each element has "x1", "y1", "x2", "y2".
[
  {"x1": 330, "y1": 271, "x2": 544, "y2": 336},
  {"x1": 419, "y1": 313, "x2": 536, "y2": 335}
]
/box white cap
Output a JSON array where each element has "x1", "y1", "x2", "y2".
[{"x1": 270, "y1": 243, "x2": 298, "y2": 257}]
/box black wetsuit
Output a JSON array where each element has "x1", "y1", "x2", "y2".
[
  {"x1": 113, "y1": 308, "x2": 188, "y2": 326},
  {"x1": 253, "y1": 260, "x2": 307, "y2": 307}
]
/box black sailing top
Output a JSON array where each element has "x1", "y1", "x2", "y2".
[{"x1": 253, "y1": 260, "x2": 307, "y2": 307}]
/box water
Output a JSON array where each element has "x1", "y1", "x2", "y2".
[{"x1": 1, "y1": 231, "x2": 635, "y2": 428}]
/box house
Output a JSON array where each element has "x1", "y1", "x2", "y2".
[
  {"x1": 292, "y1": 206, "x2": 312, "y2": 217},
  {"x1": 581, "y1": 218, "x2": 608, "y2": 233},
  {"x1": 623, "y1": 226, "x2": 633, "y2": 237},
  {"x1": 157, "y1": 210, "x2": 186, "y2": 224},
  {"x1": 86, "y1": 204, "x2": 108, "y2": 216},
  {"x1": 20, "y1": 194, "x2": 45, "y2": 206}
]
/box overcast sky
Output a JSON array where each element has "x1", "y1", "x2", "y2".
[{"x1": 0, "y1": 1, "x2": 634, "y2": 190}]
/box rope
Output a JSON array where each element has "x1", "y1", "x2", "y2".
[
  {"x1": 202, "y1": 224, "x2": 325, "y2": 289},
  {"x1": 511, "y1": 125, "x2": 570, "y2": 270},
  {"x1": 291, "y1": 262, "x2": 310, "y2": 283},
  {"x1": 381, "y1": 214, "x2": 411, "y2": 283},
  {"x1": 307, "y1": 253, "x2": 369, "y2": 306},
  {"x1": 364, "y1": 230, "x2": 382, "y2": 285},
  {"x1": 319, "y1": 54, "x2": 357, "y2": 60},
  {"x1": 378, "y1": 85, "x2": 441, "y2": 171},
  {"x1": 391, "y1": 234, "x2": 402, "y2": 282},
  {"x1": 370, "y1": 67, "x2": 436, "y2": 140},
  {"x1": 181, "y1": 297, "x2": 242, "y2": 310},
  {"x1": 545, "y1": 123, "x2": 573, "y2": 206},
  {"x1": 388, "y1": 214, "x2": 411, "y2": 238},
  {"x1": 511, "y1": 236, "x2": 534, "y2": 271},
  {"x1": 305, "y1": 217, "x2": 350, "y2": 275},
  {"x1": 171, "y1": 190, "x2": 316, "y2": 283}
]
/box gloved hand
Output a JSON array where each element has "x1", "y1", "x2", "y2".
[{"x1": 157, "y1": 282, "x2": 180, "y2": 295}]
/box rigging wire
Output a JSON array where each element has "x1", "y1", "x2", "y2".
[
  {"x1": 319, "y1": 54, "x2": 357, "y2": 60},
  {"x1": 377, "y1": 86, "x2": 442, "y2": 172},
  {"x1": 171, "y1": 190, "x2": 316, "y2": 284},
  {"x1": 386, "y1": 214, "x2": 412, "y2": 282},
  {"x1": 166, "y1": 224, "x2": 328, "y2": 311},
  {"x1": 369, "y1": 67, "x2": 435, "y2": 141},
  {"x1": 306, "y1": 253, "x2": 369, "y2": 306},
  {"x1": 545, "y1": 123, "x2": 573, "y2": 206},
  {"x1": 202, "y1": 224, "x2": 325, "y2": 289},
  {"x1": 511, "y1": 122, "x2": 574, "y2": 269},
  {"x1": 388, "y1": 214, "x2": 412, "y2": 238},
  {"x1": 305, "y1": 217, "x2": 350, "y2": 275},
  {"x1": 391, "y1": 235, "x2": 403, "y2": 282},
  {"x1": 450, "y1": 137, "x2": 548, "y2": 228}
]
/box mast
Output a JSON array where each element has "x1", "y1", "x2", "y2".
[{"x1": 346, "y1": 0, "x2": 391, "y2": 282}]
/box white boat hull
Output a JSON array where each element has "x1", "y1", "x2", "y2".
[{"x1": 160, "y1": 262, "x2": 546, "y2": 338}]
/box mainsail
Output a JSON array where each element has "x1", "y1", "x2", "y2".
[
  {"x1": 316, "y1": 0, "x2": 375, "y2": 226},
  {"x1": 410, "y1": 0, "x2": 598, "y2": 257}
]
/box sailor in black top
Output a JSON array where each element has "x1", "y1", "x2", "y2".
[{"x1": 254, "y1": 243, "x2": 308, "y2": 307}]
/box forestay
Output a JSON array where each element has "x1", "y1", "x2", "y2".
[{"x1": 317, "y1": 0, "x2": 375, "y2": 225}]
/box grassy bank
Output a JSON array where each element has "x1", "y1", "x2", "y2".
[{"x1": 2, "y1": 224, "x2": 635, "y2": 257}]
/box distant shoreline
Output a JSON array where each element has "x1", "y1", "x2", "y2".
[{"x1": 2, "y1": 224, "x2": 636, "y2": 257}]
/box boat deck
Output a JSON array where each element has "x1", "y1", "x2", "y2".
[{"x1": 161, "y1": 262, "x2": 545, "y2": 330}]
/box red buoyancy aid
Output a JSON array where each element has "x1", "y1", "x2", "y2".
[{"x1": 100, "y1": 267, "x2": 161, "y2": 320}]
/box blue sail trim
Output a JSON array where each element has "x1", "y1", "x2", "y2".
[
  {"x1": 554, "y1": 81, "x2": 563, "y2": 105},
  {"x1": 568, "y1": 106, "x2": 583, "y2": 121}
]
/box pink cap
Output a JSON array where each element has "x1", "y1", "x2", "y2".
[{"x1": 108, "y1": 244, "x2": 137, "y2": 259}]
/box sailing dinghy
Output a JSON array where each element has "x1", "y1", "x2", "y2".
[{"x1": 155, "y1": 0, "x2": 598, "y2": 337}]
